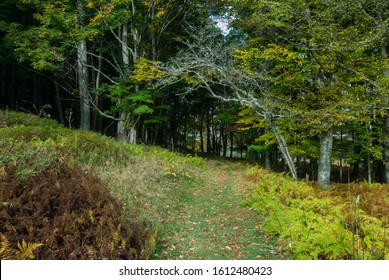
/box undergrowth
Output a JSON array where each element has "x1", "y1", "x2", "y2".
[
  {"x1": 0, "y1": 163, "x2": 150, "y2": 259},
  {"x1": 0, "y1": 110, "x2": 204, "y2": 259},
  {"x1": 244, "y1": 166, "x2": 389, "y2": 259}
]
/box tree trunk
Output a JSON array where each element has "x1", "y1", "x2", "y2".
[
  {"x1": 206, "y1": 111, "x2": 212, "y2": 153},
  {"x1": 54, "y1": 82, "x2": 64, "y2": 124},
  {"x1": 340, "y1": 129, "x2": 343, "y2": 183},
  {"x1": 266, "y1": 115, "x2": 298, "y2": 179},
  {"x1": 222, "y1": 127, "x2": 228, "y2": 158},
  {"x1": 318, "y1": 128, "x2": 333, "y2": 190},
  {"x1": 199, "y1": 116, "x2": 204, "y2": 153},
  {"x1": 129, "y1": 126, "x2": 137, "y2": 145},
  {"x1": 367, "y1": 153, "x2": 372, "y2": 184},
  {"x1": 384, "y1": 113, "x2": 389, "y2": 183},
  {"x1": 118, "y1": 24, "x2": 130, "y2": 141},
  {"x1": 382, "y1": 46, "x2": 389, "y2": 183},
  {"x1": 76, "y1": 1, "x2": 90, "y2": 131},
  {"x1": 77, "y1": 38, "x2": 90, "y2": 131},
  {"x1": 265, "y1": 150, "x2": 271, "y2": 171},
  {"x1": 117, "y1": 109, "x2": 128, "y2": 141},
  {"x1": 230, "y1": 132, "x2": 234, "y2": 158}
]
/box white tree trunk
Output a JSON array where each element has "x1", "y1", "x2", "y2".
[
  {"x1": 129, "y1": 126, "x2": 137, "y2": 145},
  {"x1": 318, "y1": 128, "x2": 333, "y2": 190},
  {"x1": 77, "y1": 38, "x2": 90, "y2": 131},
  {"x1": 117, "y1": 108, "x2": 128, "y2": 141},
  {"x1": 117, "y1": 23, "x2": 130, "y2": 141},
  {"x1": 266, "y1": 115, "x2": 297, "y2": 179}
]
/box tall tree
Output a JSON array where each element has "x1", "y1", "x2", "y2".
[
  {"x1": 3, "y1": 0, "x2": 95, "y2": 130},
  {"x1": 77, "y1": 0, "x2": 91, "y2": 130},
  {"x1": 86, "y1": 0, "x2": 210, "y2": 143},
  {"x1": 230, "y1": 0, "x2": 387, "y2": 189}
]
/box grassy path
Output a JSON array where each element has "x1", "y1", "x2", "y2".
[{"x1": 154, "y1": 159, "x2": 283, "y2": 260}]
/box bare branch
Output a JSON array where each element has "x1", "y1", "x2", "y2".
[{"x1": 87, "y1": 51, "x2": 123, "y2": 76}]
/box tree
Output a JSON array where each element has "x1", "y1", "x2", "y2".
[
  {"x1": 85, "y1": 0, "x2": 210, "y2": 143},
  {"x1": 3, "y1": 0, "x2": 95, "y2": 130},
  {"x1": 351, "y1": 0, "x2": 389, "y2": 183},
  {"x1": 160, "y1": 28, "x2": 299, "y2": 179},
  {"x1": 76, "y1": 0, "x2": 91, "y2": 130},
  {"x1": 230, "y1": 0, "x2": 387, "y2": 189}
]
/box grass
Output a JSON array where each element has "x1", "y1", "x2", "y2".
[
  {"x1": 3, "y1": 111, "x2": 388, "y2": 260},
  {"x1": 93, "y1": 153, "x2": 284, "y2": 260},
  {"x1": 79, "y1": 135, "x2": 283, "y2": 260},
  {"x1": 0, "y1": 110, "x2": 283, "y2": 259},
  {"x1": 147, "y1": 159, "x2": 282, "y2": 260},
  {"x1": 5, "y1": 111, "x2": 387, "y2": 259}
]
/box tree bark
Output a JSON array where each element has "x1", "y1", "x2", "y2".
[
  {"x1": 117, "y1": 108, "x2": 128, "y2": 141},
  {"x1": 339, "y1": 129, "x2": 343, "y2": 183},
  {"x1": 230, "y1": 132, "x2": 234, "y2": 158},
  {"x1": 76, "y1": 0, "x2": 90, "y2": 131},
  {"x1": 265, "y1": 150, "x2": 271, "y2": 171},
  {"x1": 266, "y1": 115, "x2": 298, "y2": 179},
  {"x1": 199, "y1": 116, "x2": 204, "y2": 153},
  {"x1": 206, "y1": 110, "x2": 212, "y2": 153},
  {"x1": 384, "y1": 112, "x2": 389, "y2": 183},
  {"x1": 129, "y1": 126, "x2": 137, "y2": 145},
  {"x1": 118, "y1": 24, "x2": 130, "y2": 141},
  {"x1": 77, "y1": 38, "x2": 90, "y2": 131},
  {"x1": 382, "y1": 46, "x2": 389, "y2": 183},
  {"x1": 222, "y1": 127, "x2": 228, "y2": 158},
  {"x1": 318, "y1": 128, "x2": 333, "y2": 190}
]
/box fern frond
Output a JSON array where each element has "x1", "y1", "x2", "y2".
[{"x1": 17, "y1": 239, "x2": 43, "y2": 260}]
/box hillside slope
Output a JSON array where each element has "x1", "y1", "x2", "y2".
[
  {"x1": 2, "y1": 111, "x2": 387, "y2": 260},
  {"x1": 0, "y1": 111, "x2": 281, "y2": 259}
]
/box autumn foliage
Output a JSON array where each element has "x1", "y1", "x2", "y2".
[{"x1": 0, "y1": 163, "x2": 149, "y2": 259}]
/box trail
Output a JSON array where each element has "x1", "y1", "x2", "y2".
[{"x1": 155, "y1": 159, "x2": 283, "y2": 260}]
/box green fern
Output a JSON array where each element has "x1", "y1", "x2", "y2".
[{"x1": 245, "y1": 167, "x2": 389, "y2": 259}]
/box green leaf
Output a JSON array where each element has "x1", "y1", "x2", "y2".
[{"x1": 133, "y1": 105, "x2": 154, "y2": 115}]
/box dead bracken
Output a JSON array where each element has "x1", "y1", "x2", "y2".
[{"x1": 0, "y1": 163, "x2": 149, "y2": 260}]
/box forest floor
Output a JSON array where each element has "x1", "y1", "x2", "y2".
[
  {"x1": 0, "y1": 110, "x2": 286, "y2": 260},
  {"x1": 152, "y1": 159, "x2": 284, "y2": 260},
  {"x1": 2, "y1": 112, "x2": 388, "y2": 260}
]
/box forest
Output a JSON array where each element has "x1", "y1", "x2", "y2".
[
  {"x1": 0, "y1": 0, "x2": 389, "y2": 260},
  {"x1": 1, "y1": 0, "x2": 389, "y2": 189}
]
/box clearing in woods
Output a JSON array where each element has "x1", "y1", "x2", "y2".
[{"x1": 153, "y1": 159, "x2": 284, "y2": 260}]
